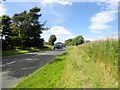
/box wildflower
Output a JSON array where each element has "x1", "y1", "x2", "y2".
[
  {"x1": 86, "y1": 57, "x2": 89, "y2": 62},
  {"x1": 115, "y1": 82, "x2": 118, "y2": 86}
]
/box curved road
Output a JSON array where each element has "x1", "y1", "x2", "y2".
[{"x1": 1, "y1": 49, "x2": 66, "y2": 88}]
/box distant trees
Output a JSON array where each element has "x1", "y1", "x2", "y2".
[
  {"x1": 1, "y1": 7, "x2": 49, "y2": 50},
  {"x1": 48, "y1": 35, "x2": 57, "y2": 46},
  {"x1": 65, "y1": 35, "x2": 84, "y2": 46},
  {"x1": 65, "y1": 39, "x2": 73, "y2": 46},
  {"x1": 85, "y1": 40, "x2": 90, "y2": 43},
  {"x1": 73, "y1": 35, "x2": 84, "y2": 46},
  {"x1": 44, "y1": 42, "x2": 48, "y2": 45}
]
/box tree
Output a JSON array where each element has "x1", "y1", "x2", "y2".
[
  {"x1": 48, "y1": 35, "x2": 57, "y2": 46},
  {"x1": 85, "y1": 40, "x2": 90, "y2": 43},
  {"x1": 73, "y1": 35, "x2": 84, "y2": 46},
  {"x1": 44, "y1": 41, "x2": 48, "y2": 45},
  {"x1": 12, "y1": 7, "x2": 49, "y2": 48},
  {"x1": 0, "y1": 17, "x2": 2, "y2": 39},
  {"x1": 65, "y1": 35, "x2": 84, "y2": 46},
  {"x1": 1, "y1": 7, "x2": 49, "y2": 50},
  {"x1": 1, "y1": 15, "x2": 12, "y2": 38},
  {"x1": 1, "y1": 15, "x2": 13, "y2": 50},
  {"x1": 65, "y1": 39, "x2": 73, "y2": 46}
]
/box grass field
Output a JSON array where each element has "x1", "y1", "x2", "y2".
[{"x1": 14, "y1": 39, "x2": 118, "y2": 88}]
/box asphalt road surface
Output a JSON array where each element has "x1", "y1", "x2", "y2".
[{"x1": 1, "y1": 49, "x2": 66, "y2": 89}]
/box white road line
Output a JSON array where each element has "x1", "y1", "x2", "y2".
[
  {"x1": 0, "y1": 61, "x2": 16, "y2": 67},
  {"x1": 22, "y1": 67, "x2": 37, "y2": 70},
  {"x1": 32, "y1": 53, "x2": 47, "y2": 57},
  {"x1": 6, "y1": 61, "x2": 16, "y2": 65},
  {"x1": 39, "y1": 53, "x2": 47, "y2": 55},
  {"x1": 0, "y1": 65, "x2": 3, "y2": 67}
]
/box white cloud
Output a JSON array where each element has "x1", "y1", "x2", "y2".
[
  {"x1": 89, "y1": 10, "x2": 116, "y2": 33},
  {"x1": 89, "y1": 0, "x2": 118, "y2": 33},
  {"x1": 57, "y1": 0, "x2": 72, "y2": 5},
  {"x1": 96, "y1": 0, "x2": 118, "y2": 11},
  {"x1": 41, "y1": 0, "x2": 72, "y2": 6},
  {"x1": 83, "y1": 36, "x2": 95, "y2": 41},
  {"x1": 40, "y1": 0, "x2": 70, "y2": 25},
  {"x1": 0, "y1": 3, "x2": 6, "y2": 16},
  {"x1": 91, "y1": 11, "x2": 116, "y2": 24},
  {"x1": 41, "y1": 8, "x2": 66, "y2": 24},
  {"x1": 41, "y1": 26, "x2": 75, "y2": 42}
]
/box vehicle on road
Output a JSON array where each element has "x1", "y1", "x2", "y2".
[{"x1": 54, "y1": 42, "x2": 65, "y2": 49}]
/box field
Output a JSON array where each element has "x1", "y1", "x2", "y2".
[{"x1": 14, "y1": 39, "x2": 118, "y2": 88}]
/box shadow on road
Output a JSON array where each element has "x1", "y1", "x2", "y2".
[
  {"x1": 2, "y1": 54, "x2": 57, "y2": 78},
  {"x1": 2, "y1": 49, "x2": 66, "y2": 88}
]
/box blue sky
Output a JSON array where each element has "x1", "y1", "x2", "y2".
[{"x1": 0, "y1": 0, "x2": 118, "y2": 42}]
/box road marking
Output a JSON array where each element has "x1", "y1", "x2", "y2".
[
  {"x1": 32, "y1": 53, "x2": 47, "y2": 57},
  {"x1": 22, "y1": 67, "x2": 37, "y2": 70},
  {"x1": 37, "y1": 52, "x2": 47, "y2": 55},
  {"x1": 0, "y1": 61, "x2": 16, "y2": 67},
  {"x1": 6, "y1": 61, "x2": 16, "y2": 65}
]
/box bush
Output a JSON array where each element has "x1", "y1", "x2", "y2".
[
  {"x1": 65, "y1": 39, "x2": 73, "y2": 46},
  {"x1": 65, "y1": 35, "x2": 84, "y2": 46},
  {"x1": 73, "y1": 35, "x2": 84, "y2": 46}
]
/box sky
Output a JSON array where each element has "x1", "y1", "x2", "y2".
[{"x1": 0, "y1": 0, "x2": 119, "y2": 42}]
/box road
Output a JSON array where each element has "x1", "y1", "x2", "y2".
[{"x1": 1, "y1": 49, "x2": 66, "y2": 89}]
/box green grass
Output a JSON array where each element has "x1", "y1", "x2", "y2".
[
  {"x1": 61, "y1": 39, "x2": 118, "y2": 88},
  {"x1": 14, "y1": 52, "x2": 68, "y2": 88},
  {"x1": 14, "y1": 39, "x2": 118, "y2": 88},
  {"x1": 2, "y1": 46, "x2": 51, "y2": 57},
  {"x1": 45, "y1": 45, "x2": 54, "y2": 49}
]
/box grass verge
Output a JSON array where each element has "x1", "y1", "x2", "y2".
[
  {"x1": 14, "y1": 39, "x2": 118, "y2": 88},
  {"x1": 14, "y1": 52, "x2": 68, "y2": 88}
]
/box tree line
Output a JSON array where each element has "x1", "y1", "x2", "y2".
[
  {"x1": 0, "y1": 6, "x2": 86, "y2": 51},
  {"x1": 65, "y1": 35, "x2": 84, "y2": 46},
  {"x1": 0, "y1": 7, "x2": 49, "y2": 50}
]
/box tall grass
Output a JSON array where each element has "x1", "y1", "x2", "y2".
[
  {"x1": 61, "y1": 39, "x2": 118, "y2": 88},
  {"x1": 83, "y1": 39, "x2": 118, "y2": 70}
]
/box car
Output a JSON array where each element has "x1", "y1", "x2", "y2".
[{"x1": 54, "y1": 42, "x2": 65, "y2": 49}]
